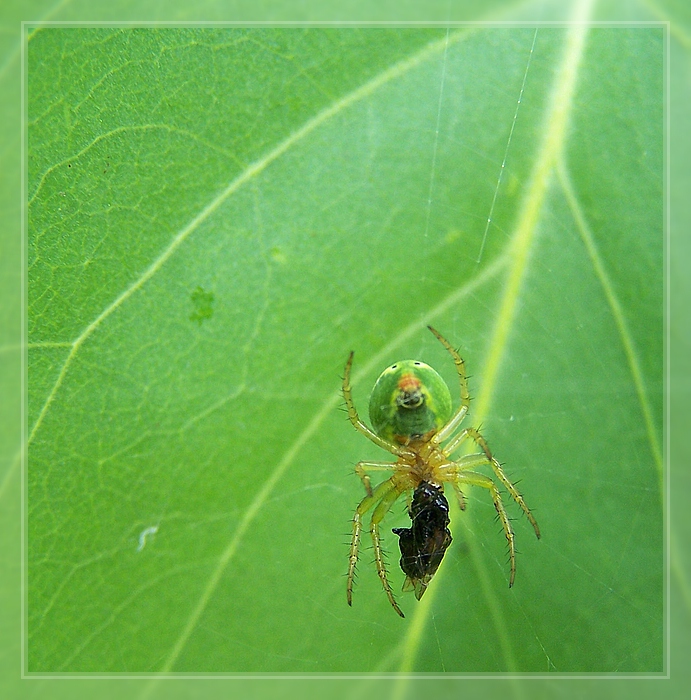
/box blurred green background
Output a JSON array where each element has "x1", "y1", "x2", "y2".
[{"x1": 2, "y1": 0, "x2": 689, "y2": 699}]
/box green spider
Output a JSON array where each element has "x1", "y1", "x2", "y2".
[{"x1": 343, "y1": 326, "x2": 541, "y2": 618}]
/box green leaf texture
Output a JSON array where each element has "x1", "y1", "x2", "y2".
[{"x1": 27, "y1": 25, "x2": 663, "y2": 673}]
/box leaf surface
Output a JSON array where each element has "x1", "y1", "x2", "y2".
[{"x1": 28, "y1": 24, "x2": 663, "y2": 673}]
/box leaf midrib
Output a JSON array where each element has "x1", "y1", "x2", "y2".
[{"x1": 395, "y1": 0, "x2": 595, "y2": 677}]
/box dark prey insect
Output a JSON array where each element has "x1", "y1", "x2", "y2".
[
  {"x1": 392, "y1": 480, "x2": 452, "y2": 601},
  {"x1": 343, "y1": 326, "x2": 540, "y2": 618}
]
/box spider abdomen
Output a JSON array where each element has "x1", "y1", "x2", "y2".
[{"x1": 368, "y1": 361, "x2": 452, "y2": 443}]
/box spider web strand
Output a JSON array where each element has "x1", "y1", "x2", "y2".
[{"x1": 476, "y1": 28, "x2": 538, "y2": 264}]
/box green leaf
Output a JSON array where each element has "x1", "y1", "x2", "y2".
[{"x1": 28, "y1": 24, "x2": 663, "y2": 673}]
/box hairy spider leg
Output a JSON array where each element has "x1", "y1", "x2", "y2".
[
  {"x1": 427, "y1": 326, "x2": 471, "y2": 441},
  {"x1": 347, "y1": 478, "x2": 395, "y2": 607},
  {"x1": 488, "y1": 457, "x2": 540, "y2": 539},
  {"x1": 451, "y1": 467, "x2": 518, "y2": 587},
  {"x1": 444, "y1": 426, "x2": 541, "y2": 539},
  {"x1": 370, "y1": 486, "x2": 408, "y2": 617},
  {"x1": 428, "y1": 325, "x2": 539, "y2": 539},
  {"x1": 346, "y1": 476, "x2": 407, "y2": 618},
  {"x1": 449, "y1": 481, "x2": 467, "y2": 511},
  {"x1": 354, "y1": 461, "x2": 399, "y2": 497},
  {"x1": 342, "y1": 352, "x2": 409, "y2": 457}
]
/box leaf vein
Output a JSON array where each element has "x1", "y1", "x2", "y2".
[{"x1": 28, "y1": 29, "x2": 472, "y2": 448}]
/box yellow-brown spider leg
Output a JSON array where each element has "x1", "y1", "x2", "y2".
[
  {"x1": 449, "y1": 481, "x2": 467, "y2": 511},
  {"x1": 445, "y1": 428, "x2": 540, "y2": 540},
  {"x1": 347, "y1": 478, "x2": 396, "y2": 608},
  {"x1": 453, "y1": 469, "x2": 517, "y2": 587},
  {"x1": 490, "y1": 458, "x2": 540, "y2": 539},
  {"x1": 355, "y1": 461, "x2": 398, "y2": 497},
  {"x1": 442, "y1": 426, "x2": 475, "y2": 456},
  {"x1": 343, "y1": 352, "x2": 409, "y2": 457},
  {"x1": 427, "y1": 327, "x2": 471, "y2": 441},
  {"x1": 370, "y1": 486, "x2": 407, "y2": 618}
]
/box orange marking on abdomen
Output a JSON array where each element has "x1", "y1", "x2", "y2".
[{"x1": 398, "y1": 372, "x2": 421, "y2": 393}]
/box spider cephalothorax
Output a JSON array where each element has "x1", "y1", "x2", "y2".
[{"x1": 343, "y1": 326, "x2": 540, "y2": 618}]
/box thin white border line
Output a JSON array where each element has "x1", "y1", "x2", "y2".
[
  {"x1": 664, "y1": 19, "x2": 671, "y2": 679},
  {"x1": 20, "y1": 21, "x2": 670, "y2": 680},
  {"x1": 23, "y1": 672, "x2": 669, "y2": 680},
  {"x1": 22, "y1": 20, "x2": 667, "y2": 27},
  {"x1": 20, "y1": 20, "x2": 27, "y2": 680}
]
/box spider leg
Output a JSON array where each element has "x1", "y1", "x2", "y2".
[
  {"x1": 355, "y1": 461, "x2": 398, "y2": 497},
  {"x1": 343, "y1": 352, "x2": 408, "y2": 456},
  {"x1": 427, "y1": 327, "x2": 470, "y2": 441},
  {"x1": 453, "y1": 469, "x2": 517, "y2": 587},
  {"x1": 441, "y1": 426, "x2": 475, "y2": 457},
  {"x1": 347, "y1": 478, "x2": 396, "y2": 609},
  {"x1": 370, "y1": 486, "x2": 407, "y2": 618},
  {"x1": 448, "y1": 427, "x2": 540, "y2": 540},
  {"x1": 488, "y1": 457, "x2": 541, "y2": 540},
  {"x1": 449, "y1": 481, "x2": 467, "y2": 511}
]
